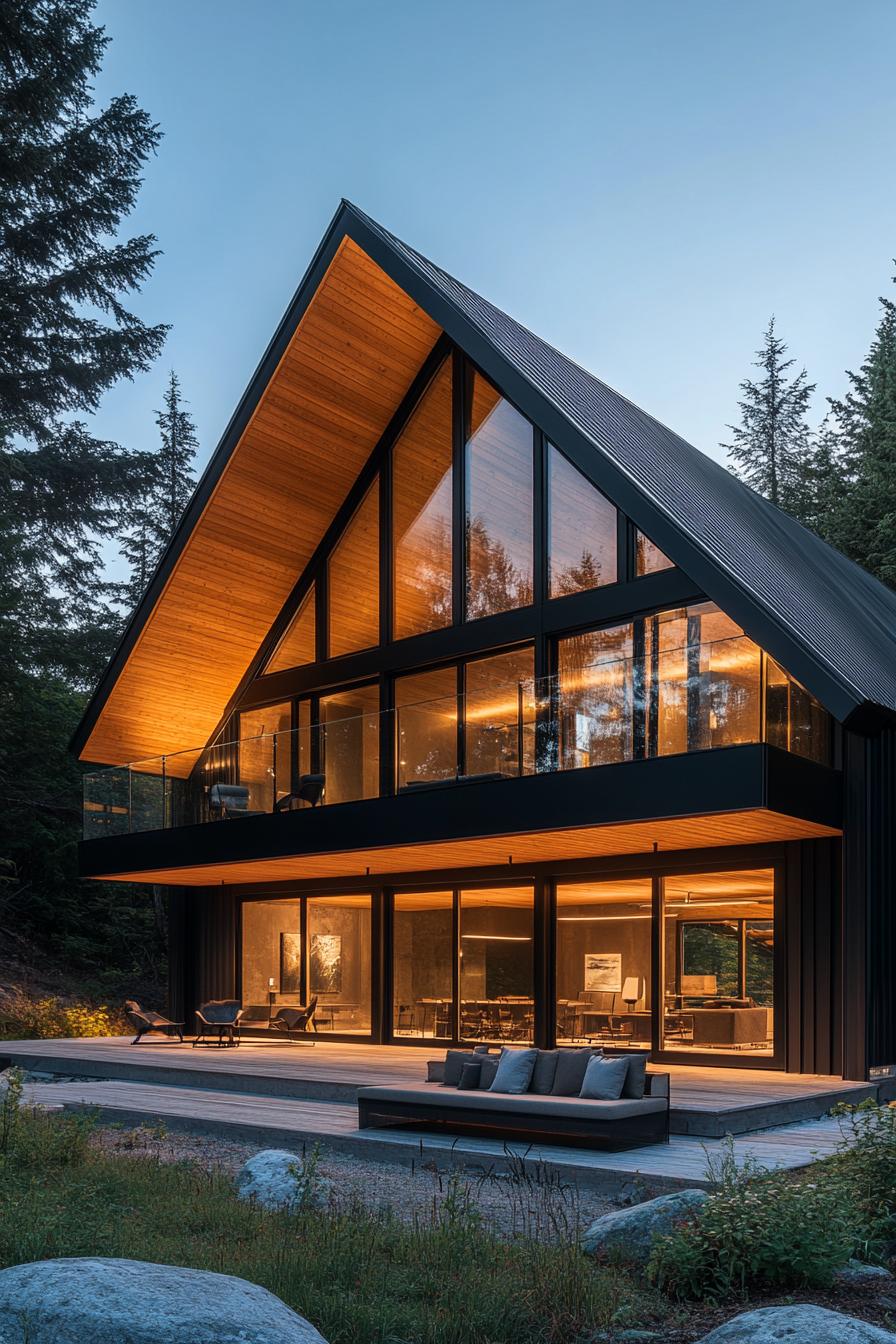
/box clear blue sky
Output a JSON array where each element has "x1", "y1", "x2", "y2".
[{"x1": 91, "y1": 0, "x2": 896, "y2": 476}]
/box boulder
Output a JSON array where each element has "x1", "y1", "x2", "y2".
[
  {"x1": 695, "y1": 1304, "x2": 896, "y2": 1343},
  {"x1": 236, "y1": 1147, "x2": 333, "y2": 1212},
  {"x1": 0, "y1": 1257, "x2": 327, "y2": 1344},
  {"x1": 835, "y1": 1258, "x2": 895, "y2": 1287},
  {"x1": 581, "y1": 1188, "x2": 708, "y2": 1263}
]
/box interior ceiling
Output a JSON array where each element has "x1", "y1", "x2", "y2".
[
  {"x1": 80, "y1": 238, "x2": 440, "y2": 771},
  {"x1": 95, "y1": 809, "x2": 839, "y2": 886}
]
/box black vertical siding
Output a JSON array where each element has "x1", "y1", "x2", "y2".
[
  {"x1": 842, "y1": 725, "x2": 896, "y2": 1078},
  {"x1": 785, "y1": 838, "x2": 842, "y2": 1076},
  {"x1": 167, "y1": 888, "x2": 238, "y2": 1025}
]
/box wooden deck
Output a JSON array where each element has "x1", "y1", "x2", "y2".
[
  {"x1": 22, "y1": 1076, "x2": 858, "y2": 1193},
  {"x1": 0, "y1": 1036, "x2": 875, "y2": 1136}
]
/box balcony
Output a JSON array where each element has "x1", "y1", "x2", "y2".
[{"x1": 83, "y1": 635, "x2": 833, "y2": 841}]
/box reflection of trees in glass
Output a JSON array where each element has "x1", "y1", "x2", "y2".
[
  {"x1": 746, "y1": 921, "x2": 774, "y2": 1005},
  {"x1": 552, "y1": 550, "x2": 603, "y2": 597},
  {"x1": 409, "y1": 515, "x2": 452, "y2": 628},
  {"x1": 465, "y1": 516, "x2": 534, "y2": 618},
  {"x1": 682, "y1": 923, "x2": 740, "y2": 997}
]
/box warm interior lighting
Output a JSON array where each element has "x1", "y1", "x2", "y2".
[{"x1": 460, "y1": 934, "x2": 532, "y2": 941}]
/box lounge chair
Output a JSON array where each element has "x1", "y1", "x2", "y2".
[
  {"x1": 193, "y1": 998, "x2": 242, "y2": 1047},
  {"x1": 124, "y1": 1000, "x2": 184, "y2": 1045},
  {"x1": 270, "y1": 997, "x2": 318, "y2": 1043}
]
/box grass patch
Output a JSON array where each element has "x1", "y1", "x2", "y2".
[{"x1": 0, "y1": 1081, "x2": 661, "y2": 1344}]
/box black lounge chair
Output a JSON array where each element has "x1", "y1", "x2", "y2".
[
  {"x1": 193, "y1": 998, "x2": 242, "y2": 1047},
  {"x1": 124, "y1": 1000, "x2": 184, "y2": 1045},
  {"x1": 208, "y1": 783, "x2": 254, "y2": 819},
  {"x1": 270, "y1": 996, "x2": 318, "y2": 1043}
]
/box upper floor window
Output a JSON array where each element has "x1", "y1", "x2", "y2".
[
  {"x1": 328, "y1": 479, "x2": 379, "y2": 658},
  {"x1": 265, "y1": 585, "x2": 316, "y2": 674},
  {"x1": 392, "y1": 359, "x2": 453, "y2": 639},
  {"x1": 636, "y1": 531, "x2": 674, "y2": 575},
  {"x1": 547, "y1": 443, "x2": 618, "y2": 597},
  {"x1": 465, "y1": 369, "x2": 533, "y2": 619}
]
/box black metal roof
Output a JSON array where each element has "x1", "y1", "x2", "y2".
[{"x1": 346, "y1": 202, "x2": 896, "y2": 727}]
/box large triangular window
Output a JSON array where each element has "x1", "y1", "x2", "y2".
[
  {"x1": 264, "y1": 585, "x2": 316, "y2": 674},
  {"x1": 392, "y1": 358, "x2": 453, "y2": 638},
  {"x1": 547, "y1": 444, "x2": 618, "y2": 597},
  {"x1": 328, "y1": 479, "x2": 380, "y2": 657}
]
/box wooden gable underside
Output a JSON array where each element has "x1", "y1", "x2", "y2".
[{"x1": 80, "y1": 239, "x2": 440, "y2": 771}]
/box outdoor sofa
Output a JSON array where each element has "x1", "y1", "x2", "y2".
[{"x1": 357, "y1": 1046, "x2": 670, "y2": 1150}]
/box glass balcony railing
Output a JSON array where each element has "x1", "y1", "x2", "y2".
[{"x1": 82, "y1": 636, "x2": 832, "y2": 839}]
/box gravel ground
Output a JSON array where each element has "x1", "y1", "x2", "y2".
[{"x1": 92, "y1": 1123, "x2": 625, "y2": 1239}]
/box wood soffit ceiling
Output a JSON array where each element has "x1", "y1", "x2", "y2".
[
  {"x1": 95, "y1": 809, "x2": 840, "y2": 887},
  {"x1": 80, "y1": 238, "x2": 441, "y2": 770}
]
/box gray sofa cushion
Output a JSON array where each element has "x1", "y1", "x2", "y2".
[
  {"x1": 490, "y1": 1047, "x2": 537, "y2": 1094},
  {"x1": 580, "y1": 1054, "x2": 629, "y2": 1100},
  {"x1": 529, "y1": 1049, "x2": 559, "y2": 1094},
  {"x1": 358, "y1": 1082, "x2": 666, "y2": 1121},
  {"x1": 458, "y1": 1060, "x2": 482, "y2": 1090},
  {"x1": 551, "y1": 1048, "x2": 600, "y2": 1096},
  {"x1": 477, "y1": 1055, "x2": 500, "y2": 1089},
  {"x1": 622, "y1": 1052, "x2": 648, "y2": 1099},
  {"x1": 442, "y1": 1050, "x2": 475, "y2": 1086}
]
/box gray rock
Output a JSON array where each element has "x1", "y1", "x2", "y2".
[
  {"x1": 581, "y1": 1187, "x2": 708, "y2": 1263},
  {"x1": 236, "y1": 1147, "x2": 333, "y2": 1212},
  {"x1": 835, "y1": 1258, "x2": 895, "y2": 1287},
  {"x1": 695, "y1": 1304, "x2": 896, "y2": 1343},
  {"x1": 0, "y1": 1257, "x2": 327, "y2": 1344}
]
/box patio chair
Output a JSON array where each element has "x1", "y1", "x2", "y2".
[
  {"x1": 124, "y1": 1000, "x2": 184, "y2": 1045},
  {"x1": 208, "y1": 783, "x2": 252, "y2": 819},
  {"x1": 193, "y1": 998, "x2": 243, "y2": 1047},
  {"x1": 270, "y1": 996, "x2": 318, "y2": 1043}
]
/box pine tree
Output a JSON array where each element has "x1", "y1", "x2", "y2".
[
  {"x1": 120, "y1": 370, "x2": 198, "y2": 611},
  {"x1": 0, "y1": 0, "x2": 168, "y2": 685},
  {"x1": 723, "y1": 318, "x2": 816, "y2": 519},
  {"x1": 827, "y1": 276, "x2": 896, "y2": 586}
]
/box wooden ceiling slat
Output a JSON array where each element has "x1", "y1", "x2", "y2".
[
  {"x1": 81, "y1": 238, "x2": 440, "y2": 767},
  {"x1": 97, "y1": 810, "x2": 840, "y2": 886}
]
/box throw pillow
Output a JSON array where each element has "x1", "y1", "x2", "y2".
[
  {"x1": 529, "y1": 1049, "x2": 559, "y2": 1094},
  {"x1": 442, "y1": 1050, "x2": 475, "y2": 1087},
  {"x1": 489, "y1": 1047, "x2": 538, "y2": 1094},
  {"x1": 579, "y1": 1054, "x2": 630, "y2": 1100},
  {"x1": 457, "y1": 1060, "x2": 483, "y2": 1090},
  {"x1": 477, "y1": 1054, "x2": 500, "y2": 1089},
  {"x1": 621, "y1": 1052, "x2": 647, "y2": 1099},
  {"x1": 551, "y1": 1047, "x2": 601, "y2": 1096}
]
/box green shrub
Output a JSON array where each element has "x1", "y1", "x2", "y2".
[
  {"x1": 648, "y1": 1137, "x2": 854, "y2": 1300},
  {"x1": 829, "y1": 1099, "x2": 896, "y2": 1262},
  {"x1": 0, "y1": 991, "x2": 127, "y2": 1040}
]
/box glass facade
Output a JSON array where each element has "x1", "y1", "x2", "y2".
[
  {"x1": 660, "y1": 868, "x2": 775, "y2": 1057},
  {"x1": 557, "y1": 622, "x2": 637, "y2": 768},
  {"x1": 392, "y1": 359, "x2": 453, "y2": 639},
  {"x1": 464, "y1": 647, "x2": 536, "y2": 778},
  {"x1": 237, "y1": 703, "x2": 291, "y2": 810},
  {"x1": 636, "y1": 531, "x2": 674, "y2": 575},
  {"x1": 548, "y1": 444, "x2": 618, "y2": 597},
  {"x1": 328, "y1": 480, "x2": 379, "y2": 658},
  {"x1": 238, "y1": 866, "x2": 780, "y2": 1060},
  {"x1": 459, "y1": 887, "x2": 534, "y2": 1043},
  {"x1": 265, "y1": 587, "x2": 316, "y2": 673},
  {"x1": 395, "y1": 666, "x2": 457, "y2": 790},
  {"x1": 465, "y1": 370, "x2": 533, "y2": 619},
  {"x1": 556, "y1": 879, "x2": 653, "y2": 1048},
  {"x1": 318, "y1": 684, "x2": 379, "y2": 805}
]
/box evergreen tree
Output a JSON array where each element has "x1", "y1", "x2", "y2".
[
  {"x1": 827, "y1": 276, "x2": 896, "y2": 586},
  {"x1": 723, "y1": 318, "x2": 816, "y2": 520},
  {"x1": 121, "y1": 370, "x2": 198, "y2": 610},
  {"x1": 0, "y1": 1, "x2": 168, "y2": 1002},
  {"x1": 0, "y1": 0, "x2": 168, "y2": 685}
]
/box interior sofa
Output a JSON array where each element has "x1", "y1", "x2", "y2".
[
  {"x1": 357, "y1": 1047, "x2": 670, "y2": 1150},
  {"x1": 690, "y1": 1006, "x2": 768, "y2": 1047}
]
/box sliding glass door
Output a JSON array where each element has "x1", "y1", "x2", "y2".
[{"x1": 555, "y1": 879, "x2": 652, "y2": 1048}]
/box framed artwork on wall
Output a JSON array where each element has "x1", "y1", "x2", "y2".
[
  {"x1": 310, "y1": 933, "x2": 342, "y2": 994},
  {"x1": 279, "y1": 932, "x2": 302, "y2": 994},
  {"x1": 584, "y1": 952, "x2": 622, "y2": 994}
]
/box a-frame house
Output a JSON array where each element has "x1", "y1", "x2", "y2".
[{"x1": 73, "y1": 202, "x2": 896, "y2": 1081}]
